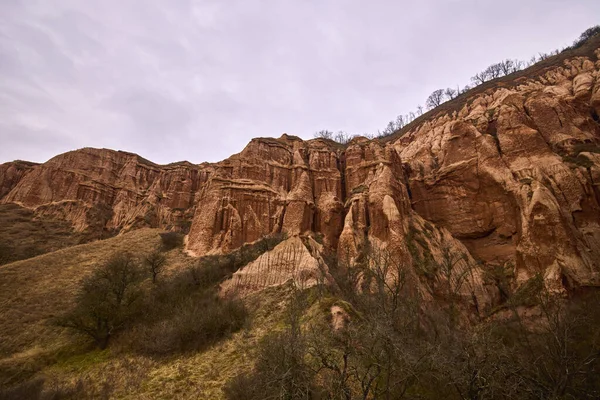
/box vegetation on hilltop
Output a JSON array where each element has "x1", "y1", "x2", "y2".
[{"x1": 315, "y1": 25, "x2": 600, "y2": 144}]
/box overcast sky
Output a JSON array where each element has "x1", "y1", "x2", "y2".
[{"x1": 1, "y1": 1, "x2": 598, "y2": 165}]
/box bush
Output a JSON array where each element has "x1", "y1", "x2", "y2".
[
  {"x1": 573, "y1": 142, "x2": 600, "y2": 155},
  {"x1": 159, "y1": 231, "x2": 184, "y2": 251},
  {"x1": 0, "y1": 378, "x2": 45, "y2": 400},
  {"x1": 132, "y1": 294, "x2": 248, "y2": 355},
  {"x1": 563, "y1": 154, "x2": 593, "y2": 168},
  {"x1": 0, "y1": 377, "x2": 84, "y2": 400},
  {"x1": 189, "y1": 260, "x2": 224, "y2": 289},
  {"x1": 224, "y1": 330, "x2": 315, "y2": 400},
  {"x1": 0, "y1": 242, "x2": 10, "y2": 265}
]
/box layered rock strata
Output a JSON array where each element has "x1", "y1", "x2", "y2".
[{"x1": 2, "y1": 48, "x2": 600, "y2": 300}]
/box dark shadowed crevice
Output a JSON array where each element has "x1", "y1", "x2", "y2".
[{"x1": 338, "y1": 151, "x2": 347, "y2": 204}]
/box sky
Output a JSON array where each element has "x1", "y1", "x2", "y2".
[{"x1": 1, "y1": 1, "x2": 599, "y2": 165}]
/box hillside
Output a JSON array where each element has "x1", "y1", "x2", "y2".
[
  {"x1": 3, "y1": 40, "x2": 600, "y2": 295},
  {"x1": 0, "y1": 229, "x2": 291, "y2": 398},
  {"x1": 1, "y1": 29, "x2": 600, "y2": 400}
]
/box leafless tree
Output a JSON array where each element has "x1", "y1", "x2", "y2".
[
  {"x1": 537, "y1": 52, "x2": 551, "y2": 61},
  {"x1": 498, "y1": 59, "x2": 523, "y2": 75},
  {"x1": 314, "y1": 130, "x2": 334, "y2": 140},
  {"x1": 572, "y1": 25, "x2": 600, "y2": 48},
  {"x1": 56, "y1": 253, "x2": 143, "y2": 349},
  {"x1": 471, "y1": 70, "x2": 490, "y2": 85},
  {"x1": 484, "y1": 63, "x2": 503, "y2": 79},
  {"x1": 395, "y1": 114, "x2": 406, "y2": 129},
  {"x1": 444, "y1": 87, "x2": 458, "y2": 100},
  {"x1": 426, "y1": 89, "x2": 446, "y2": 109},
  {"x1": 526, "y1": 55, "x2": 538, "y2": 67},
  {"x1": 144, "y1": 249, "x2": 166, "y2": 283},
  {"x1": 334, "y1": 131, "x2": 353, "y2": 144}
]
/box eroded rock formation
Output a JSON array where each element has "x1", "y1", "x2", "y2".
[
  {"x1": 1, "y1": 148, "x2": 208, "y2": 233},
  {"x1": 2, "y1": 46, "x2": 600, "y2": 302}
]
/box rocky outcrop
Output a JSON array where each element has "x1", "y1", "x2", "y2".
[
  {"x1": 395, "y1": 54, "x2": 600, "y2": 292},
  {"x1": 2, "y1": 46, "x2": 600, "y2": 302},
  {"x1": 220, "y1": 236, "x2": 325, "y2": 298},
  {"x1": 0, "y1": 160, "x2": 37, "y2": 200},
  {"x1": 0, "y1": 148, "x2": 209, "y2": 233},
  {"x1": 186, "y1": 135, "x2": 344, "y2": 255}
]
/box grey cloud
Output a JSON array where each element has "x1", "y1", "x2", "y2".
[
  {"x1": 1, "y1": 0, "x2": 599, "y2": 165},
  {"x1": 102, "y1": 88, "x2": 192, "y2": 137}
]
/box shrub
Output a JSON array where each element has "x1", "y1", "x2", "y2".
[
  {"x1": 0, "y1": 242, "x2": 10, "y2": 265},
  {"x1": 224, "y1": 329, "x2": 315, "y2": 400},
  {"x1": 189, "y1": 259, "x2": 224, "y2": 289},
  {"x1": 563, "y1": 154, "x2": 593, "y2": 168},
  {"x1": 133, "y1": 295, "x2": 248, "y2": 355},
  {"x1": 0, "y1": 377, "x2": 86, "y2": 400},
  {"x1": 159, "y1": 231, "x2": 184, "y2": 251},
  {"x1": 573, "y1": 142, "x2": 600, "y2": 155},
  {"x1": 0, "y1": 378, "x2": 45, "y2": 400}
]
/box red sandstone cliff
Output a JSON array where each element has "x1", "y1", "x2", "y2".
[
  {"x1": 1, "y1": 149, "x2": 209, "y2": 233},
  {"x1": 2, "y1": 44, "x2": 600, "y2": 303}
]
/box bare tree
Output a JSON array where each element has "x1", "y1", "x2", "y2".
[
  {"x1": 314, "y1": 130, "x2": 334, "y2": 140},
  {"x1": 416, "y1": 105, "x2": 424, "y2": 116},
  {"x1": 498, "y1": 59, "x2": 523, "y2": 75},
  {"x1": 144, "y1": 249, "x2": 167, "y2": 283},
  {"x1": 572, "y1": 25, "x2": 600, "y2": 48},
  {"x1": 444, "y1": 87, "x2": 458, "y2": 100},
  {"x1": 379, "y1": 120, "x2": 397, "y2": 137},
  {"x1": 56, "y1": 253, "x2": 143, "y2": 349},
  {"x1": 484, "y1": 63, "x2": 503, "y2": 79},
  {"x1": 471, "y1": 70, "x2": 490, "y2": 85},
  {"x1": 337, "y1": 131, "x2": 355, "y2": 144},
  {"x1": 538, "y1": 52, "x2": 551, "y2": 61},
  {"x1": 426, "y1": 89, "x2": 446, "y2": 109},
  {"x1": 526, "y1": 55, "x2": 538, "y2": 67},
  {"x1": 395, "y1": 114, "x2": 406, "y2": 129}
]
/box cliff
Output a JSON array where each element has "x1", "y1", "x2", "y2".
[{"x1": 2, "y1": 44, "x2": 600, "y2": 301}]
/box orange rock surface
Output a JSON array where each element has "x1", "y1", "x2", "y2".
[{"x1": 2, "y1": 50, "x2": 600, "y2": 297}]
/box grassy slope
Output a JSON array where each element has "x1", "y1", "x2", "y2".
[
  {"x1": 0, "y1": 228, "x2": 291, "y2": 399},
  {"x1": 0, "y1": 203, "x2": 89, "y2": 265}
]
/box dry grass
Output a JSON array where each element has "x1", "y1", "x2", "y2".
[
  {"x1": 0, "y1": 228, "x2": 193, "y2": 386},
  {"x1": 0, "y1": 228, "x2": 292, "y2": 398},
  {"x1": 15, "y1": 284, "x2": 291, "y2": 399},
  {"x1": 0, "y1": 203, "x2": 88, "y2": 265}
]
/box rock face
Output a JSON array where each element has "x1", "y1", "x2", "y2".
[
  {"x1": 186, "y1": 135, "x2": 344, "y2": 255},
  {"x1": 394, "y1": 53, "x2": 600, "y2": 292},
  {"x1": 0, "y1": 160, "x2": 38, "y2": 200},
  {"x1": 1, "y1": 148, "x2": 209, "y2": 233},
  {"x1": 2, "y1": 47, "x2": 600, "y2": 302},
  {"x1": 220, "y1": 236, "x2": 325, "y2": 298}
]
